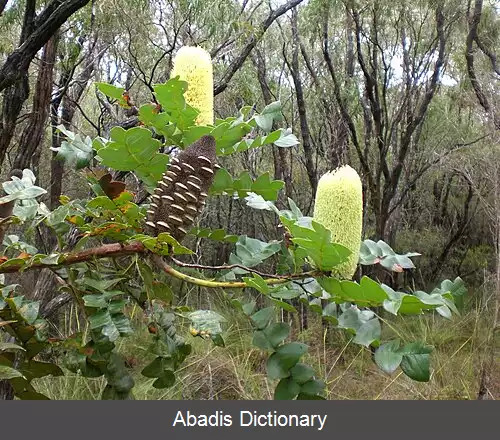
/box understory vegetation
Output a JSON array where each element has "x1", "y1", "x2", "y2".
[{"x1": 0, "y1": 0, "x2": 499, "y2": 400}]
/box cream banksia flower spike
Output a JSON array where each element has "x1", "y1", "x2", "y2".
[
  {"x1": 312, "y1": 165, "x2": 363, "y2": 280},
  {"x1": 171, "y1": 46, "x2": 214, "y2": 126}
]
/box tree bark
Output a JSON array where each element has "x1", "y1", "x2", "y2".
[
  {"x1": 0, "y1": 0, "x2": 91, "y2": 93},
  {"x1": 12, "y1": 35, "x2": 58, "y2": 171},
  {"x1": 285, "y1": 8, "x2": 317, "y2": 196}
]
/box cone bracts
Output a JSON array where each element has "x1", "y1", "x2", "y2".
[
  {"x1": 312, "y1": 165, "x2": 363, "y2": 279},
  {"x1": 145, "y1": 135, "x2": 218, "y2": 242}
]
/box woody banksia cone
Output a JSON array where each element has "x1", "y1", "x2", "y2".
[
  {"x1": 312, "y1": 165, "x2": 363, "y2": 279},
  {"x1": 171, "y1": 46, "x2": 214, "y2": 126}
]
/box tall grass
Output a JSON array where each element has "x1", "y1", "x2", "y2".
[{"x1": 34, "y1": 289, "x2": 492, "y2": 400}]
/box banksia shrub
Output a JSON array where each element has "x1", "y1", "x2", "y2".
[
  {"x1": 171, "y1": 46, "x2": 214, "y2": 126},
  {"x1": 313, "y1": 165, "x2": 363, "y2": 279}
]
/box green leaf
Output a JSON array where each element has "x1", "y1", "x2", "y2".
[
  {"x1": 0, "y1": 342, "x2": 25, "y2": 352},
  {"x1": 151, "y1": 282, "x2": 173, "y2": 303},
  {"x1": 250, "y1": 307, "x2": 275, "y2": 330},
  {"x1": 275, "y1": 342, "x2": 308, "y2": 369},
  {"x1": 251, "y1": 173, "x2": 284, "y2": 201},
  {"x1": 265, "y1": 322, "x2": 290, "y2": 348},
  {"x1": 245, "y1": 193, "x2": 276, "y2": 211},
  {"x1": 0, "y1": 170, "x2": 47, "y2": 204},
  {"x1": 243, "y1": 273, "x2": 269, "y2": 294},
  {"x1": 211, "y1": 334, "x2": 225, "y2": 347},
  {"x1": 270, "y1": 298, "x2": 297, "y2": 313},
  {"x1": 274, "y1": 129, "x2": 299, "y2": 148},
  {"x1": 83, "y1": 277, "x2": 123, "y2": 293},
  {"x1": 270, "y1": 288, "x2": 300, "y2": 300},
  {"x1": 95, "y1": 82, "x2": 127, "y2": 104},
  {"x1": 266, "y1": 353, "x2": 291, "y2": 380},
  {"x1": 254, "y1": 101, "x2": 282, "y2": 132},
  {"x1": 399, "y1": 342, "x2": 433, "y2": 382},
  {"x1": 228, "y1": 236, "x2": 281, "y2": 273},
  {"x1": 274, "y1": 377, "x2": 300, "y2": 400},
  {"x1": 281, "y1": 217, "x2": 351, "y2": 271},
  {"x1": 52, "y1": 125, "x2": 93, "y2": 170},
  {"x1": 210, "y1": 169, "x2": 284, "y2": 201},
  {"x1": 188, "y1": 310, "x2": 226, "y2": 335},
  {"x1": 141, "y1": 357, "x2": 170, "y2": 378},
  {"x1": 189, "y1": 227, "x2": 238, "y2": 243},
  {"x1": 438, "y1": 277, "x2": 466, "y2": 311},
  {"x1": 253, "y1": 330, "x2": 274, "y2": 351},
  {"x1": 96, "y1": 126, "x2": 166, "y2": 186},
  {"x1": 353, "y1": 317, "x2": 381, "y2": 347},
  {"x1": 374, "y1": 340, "x2": 403, "y2": 374},
  {"x1": 359, "y1": 239, "x2": 420, "y2": 271},
  {"x1": 18, "y1": 301, "x2": 40, "y2": 325},
  {"x1": 153, "y1": 370, "x2": 176, "y2": 389},
  {"x1": 290, "y1": 363, "x2": 315, "y2": 384},
  {"x1": 300, "y1": 379, "x2": 325, "y2": 396},
  {"x1": 0, "y1": 365, "x2": 24, "y2": 380},
  {"x1": 20, "y1": 360, "x2": 64, "y2": 380},
  {"x1": 242, "y1": 301, "x2": 256, "y2": 316},
  {"x1": 88, "y1": 310, "x2": 131, "y2": 341}
]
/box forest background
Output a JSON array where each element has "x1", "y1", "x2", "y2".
[{"x1": 0, "y1": 0, "x2": 499, "y2": 400}]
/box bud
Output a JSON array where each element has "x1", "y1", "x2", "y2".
[
  {"x1": 313, "y1": 165, "x2": 363, "y2": 279},
  {"x1": 171, "y1": 46, "x2": 214, "y2": 126}
]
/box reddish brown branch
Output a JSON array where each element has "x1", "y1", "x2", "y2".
[{"x1": 0, "y1": 241, "x2": 146, "y2": 274}]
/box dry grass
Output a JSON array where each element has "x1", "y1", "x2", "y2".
[{"x1": 32, "y1": 286, "x2": 498, "y2": 400}]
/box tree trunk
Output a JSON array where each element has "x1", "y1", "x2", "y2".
[{"x1": 12, "y1": 35, "x2": 58, "y2": 171}]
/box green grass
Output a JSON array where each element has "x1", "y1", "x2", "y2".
[{"x1": 33, "y1": 292, "x2": 494, "y2": 400}]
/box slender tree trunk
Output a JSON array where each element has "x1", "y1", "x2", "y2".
[
  {"x1": 478, "y1": 166, "x2": 500, "y2": 399},
  {"x1": 12, "y1": 35, "x2": 58, "y2": 172}
]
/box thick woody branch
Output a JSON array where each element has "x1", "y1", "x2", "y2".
[
  {"x1": 0, "y1": 242, "x2": 147, "y2": 274},
  {"x1": 0, "y1": 241, "x2": 322, "y2": 289},
  {"x1": 0, "y1": 0, "x2": 91, "y2": 93}
]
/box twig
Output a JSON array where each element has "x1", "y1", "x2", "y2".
[
  {"x1": 170, "y1": 256, "x2": 304, "y2": 279},
  {"x1": 152, "y1": 254, "x2": 320, "y2": 289}
]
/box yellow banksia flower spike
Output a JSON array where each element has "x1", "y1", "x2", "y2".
[
  {"x1": 171, "y1": 46, "x2": 214, "y2": 126},
  {"x1": 313, "y1": 165, "x2": 363, "y2": 280}
]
